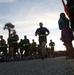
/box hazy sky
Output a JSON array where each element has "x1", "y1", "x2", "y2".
[{"x1": 0, "y1": 0, "x2": 71, "y2": 51}]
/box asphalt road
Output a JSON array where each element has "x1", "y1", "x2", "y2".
[{"x1": 0, "y1": 57, "x2": 74, "y2": 75}]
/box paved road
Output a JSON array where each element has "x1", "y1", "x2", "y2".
[{"x1": 0, "y1": 57, "x2": 74, "y2": 75}]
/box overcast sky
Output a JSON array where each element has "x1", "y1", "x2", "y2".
[{"x1": 0, "y1": 0, "x2": 71, "y2": 51}]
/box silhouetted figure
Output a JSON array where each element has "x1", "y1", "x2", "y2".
[
  {"x1": 35, "y1": 22, "x2": 50, "y2": 60},
  {"x1": 46, "y1": 45, "x2": 50, "y2": 57},
  {"x1": 31, "y1": 39, "x2": 37, "y2": 59},
  {"x1": 19, "y1": 39, "x2": 23, "y2": 59},
  {"x1": 7, "y1": 33, "x2": 13, "y2": 58},
  {"x1": 49, "y1": 39, "x2": 55, "y2": 58},
  {"x1": 0, "y1": 35, "x2": 7, "y2": 60},
  {"x1": 58, "y1": 13, "x2": 74, "y2": 59},
  {"x1": 22, "y1": 35, "x2": 30, "y2": 59},
  {"x1": 12, "y1": 30, "x2": 19, "y2": 59}
]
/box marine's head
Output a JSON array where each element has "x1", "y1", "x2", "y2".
[{"x1": 39, "y1": 22, "x2": 43, "y2": 28}]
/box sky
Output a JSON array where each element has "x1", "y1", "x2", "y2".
[{"x1": 0, "y1": 0, "x2": 71, "y2": 51}]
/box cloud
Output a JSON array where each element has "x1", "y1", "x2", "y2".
[
  {"x1": 0, "y1": 0, "x2": 17, "y2": 3},
  {"x1": 0, "y1": 15, "x2": 9, "y2": 20},
  {"x1": 12, "y1": 10, "x2": 59, "y2": 29}
]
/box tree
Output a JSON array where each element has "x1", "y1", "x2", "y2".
[
  {"x1": 3, "y1": 22, "x2": 15, "y2": 52},
  {"x1": 3, "y1": 22, "x2": 15, "y2": 38}
]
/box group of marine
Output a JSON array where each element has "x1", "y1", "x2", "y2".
[{"x1": 0, "y1": 30, "x2": 55, "y2": 61}]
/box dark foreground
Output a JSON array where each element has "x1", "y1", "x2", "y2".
[{"x1": 0, "y1": 57, "x2": 74, "y2": 75}]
